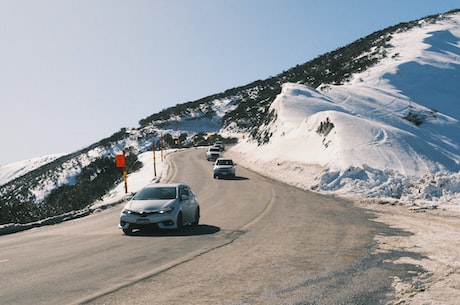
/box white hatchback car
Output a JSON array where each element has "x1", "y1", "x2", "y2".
[
  {"x1": 119, "y1": 183, "x2": 200, "y2": 234},
  {"x1": 213, "y1": 158, "x2": 236, "y2": 179}
]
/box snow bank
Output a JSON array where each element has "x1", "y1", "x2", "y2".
[{"x1": 227, "y1": 14, "x2": 460, "y2": 211}]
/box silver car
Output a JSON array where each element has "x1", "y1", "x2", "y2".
[
  {"x1": 119, "y1": 183, "x2": 200, "y2": 234},
  {"x1": 213, "y1": 158, "x2": 236, "y2": 179}
]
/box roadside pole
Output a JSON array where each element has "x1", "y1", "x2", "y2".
[
  {"x1": 116, "y1": 152, "x2": 128, "y2": 193},
  {"x1": 123, "y1": 167, "x2": 128, "y2": 193},
  {"x1": 160, "y1": 134, "x2": 164, "y2": 161},
  {"x1": 153, "y1": 145, "x2": 157, "y2": 177}
]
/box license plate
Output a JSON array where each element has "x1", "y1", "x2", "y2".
[{"x1": 136, "y1": 219, "x2": 149, "y2": 224}]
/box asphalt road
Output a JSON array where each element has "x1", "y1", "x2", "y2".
[{"x1": 0, "y1": 148, "x2": 423, "y2": 305}]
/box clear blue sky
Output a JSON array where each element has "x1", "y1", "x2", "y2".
[{"x1": 0, "y1": 0, "x2": 458, "y2": 165}]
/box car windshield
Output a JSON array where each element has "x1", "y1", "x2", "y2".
[
  {"x1": 217, "y1": 159, "x2": 233, "y2": 166},
  {"x1": 133, "y1": 187, "x2": 177, "y2": 200}
]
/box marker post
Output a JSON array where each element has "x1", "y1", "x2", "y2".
[
  {"x1": 153, "y1": 145, "x2": 157, "y2": 177},
  {"x1": 116, "y1": 152, "x2": 128, "y2": 193}
]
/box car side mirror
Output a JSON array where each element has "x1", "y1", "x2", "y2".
[
  {"x1": 180, "y1": 194, "x2": 189, "y2": 201},
  {"x1": 126, "y1": 192, "x2": 136, "y2": 201}
]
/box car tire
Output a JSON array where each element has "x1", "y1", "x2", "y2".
[
  {"x1": 191, "y1": 208, "x2": 200, "y2": 226},
  {"x1": 176, "y1": 212, "x2": 183, "y2": 231},
  {"x1": 122, "y1": 226, "x2": 133, "y2": 235}
]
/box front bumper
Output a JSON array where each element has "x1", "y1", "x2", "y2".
[{"x1": 119, "y1": 212, "x2": 178, "y2": 230}]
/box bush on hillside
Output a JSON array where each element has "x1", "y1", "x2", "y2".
[{"x1": 317, "y1": 118, "x2": 335, "y2": 136}]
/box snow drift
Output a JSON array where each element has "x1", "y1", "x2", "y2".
[{"x1": 228, "y1": 12, "x2": 460, "y2": 210}]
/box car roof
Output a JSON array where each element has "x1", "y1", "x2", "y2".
[{"x1": 143, "y1": 183, "x2": 185, "y2": 188}]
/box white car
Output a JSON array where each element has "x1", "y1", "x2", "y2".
[
  {"x1": 213, "y1": 158, "x2": 236, "y2": 179},
  {"x1": 214, "y1": 141, "x2": 225, "y2": 151},
  {"x1": 206, "y1": 146, "x2": 221, "y2": 161},
  {"x1": 119, "y1": 183, "x2": 200, "y2": 234}
]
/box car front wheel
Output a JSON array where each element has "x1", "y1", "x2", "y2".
[
  {"x1": 176, "y1": 212, "x2": 183, "y2": 231},
  {"x1": 191, "y1": 208, "x2": 200, "y2": 226},
  {"x1": 122, "y1": 226, "x2": 133, "y2": 235}
]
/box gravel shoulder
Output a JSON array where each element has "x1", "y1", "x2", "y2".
[{"x1": 359, "y1": 201, "x2": 460, "y2": 305}]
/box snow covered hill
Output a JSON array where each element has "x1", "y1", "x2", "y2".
[
  {"x1": 228, "y1": 12, "x2": 460, "y2": 210},
  {"x1": 0, "y1": 154, "x2": 63, "y2": 186}
]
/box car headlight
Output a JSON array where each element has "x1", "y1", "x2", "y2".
[
  {"x1": 159, "y1": 207, "x2": 174, "y2": 214},
  {"x1": 121, "y1": 209, "x2": 132, "y2": 215}
]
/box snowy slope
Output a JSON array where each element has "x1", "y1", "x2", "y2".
[
  {"x1": 0, "y1": 154, "x2": 63, "y2": 186},
  {"x1": 228, "y1": 12, "x2": 460, "y2": 210}
]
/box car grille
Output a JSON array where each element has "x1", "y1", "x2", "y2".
[
  {"x1": 219, "y1": 168, "x2": 232, "y2": 172},
  {"x1": 131, "y1": 210, "x2": 161, "y2": 217}
]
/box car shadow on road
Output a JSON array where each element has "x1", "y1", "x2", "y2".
[{"x1": 125, "y1": 224, "x2": 221, "y2": 237}]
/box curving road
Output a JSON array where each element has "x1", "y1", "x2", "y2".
[{"x1": 0, "y1": 148, "x2": 420, "y2": 305}]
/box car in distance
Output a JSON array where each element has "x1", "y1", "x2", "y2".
[
  {"x1": 119, "y1": 183, "x2": 200, "y2": 235},
  {"x1": 214, "y1": 141, "x2": 225, "y2": 151},
  {"x1": 206, "y1": 146, "x2": 221, "y2": 161},
  {"x1": 213, "y1": 158, "x2": 236, "y2": 179}
]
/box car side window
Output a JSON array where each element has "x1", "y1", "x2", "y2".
[{"x1": 180, "y1": 186, "x2": 190, "y2": 198}]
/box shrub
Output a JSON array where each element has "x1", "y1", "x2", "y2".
[
  {"x1": 403, "y1": 110, "x2": 426, "y2": 126},
  {"x1": 317, "y1": 118, "x2": 335, "y2": 136}
]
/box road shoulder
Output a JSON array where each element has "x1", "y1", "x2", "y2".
[{"x1": 359, "y1": 201, "x2": 460, "y2": 305}]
